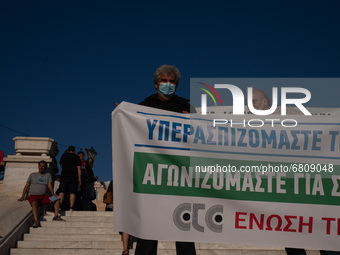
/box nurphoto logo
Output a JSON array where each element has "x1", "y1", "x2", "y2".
[
  {"x1": 201, "y1": 84, "x2": 312, "y2": 116},
  {"x1": 198, "y1": 83, "x2": 312, "y2": 128}
]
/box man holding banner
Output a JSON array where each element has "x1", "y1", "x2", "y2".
[{"x1": 135, "y1": 64, "x2": 196, "y2": 255}]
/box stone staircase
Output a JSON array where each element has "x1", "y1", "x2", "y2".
[{"x1": 10, "y1": 211, "x2": 318, "y2": 255}]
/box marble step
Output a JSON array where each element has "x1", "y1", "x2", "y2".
[
  {"x1": 18, "y1": 240, "x2": 207, "y2": 250},
  {"x1": 11, "y1": 248, "x2": 289, "y2": 255},
  {"x1": 11, "y1": 248, "x2": 125, "y2": 255},
  {"x1": 16, "y1": 240, "x2": 288, "y2": 250},
  {"x1": 40, "y1": 221, "x2": 114, "y2": 228},
  {"x1": 11, "y1": 247, "x2": 320, "y2": 255},
  {"x1": 42, "y1": 215, "x2": 114, "y2": 222},
  {"x1": 44, "y1": 210, "x2": 113, "y2": 217},
  {"x1": 18, "y1": 237, "x2": 293, "y2": 252},
  {"x1": 29, "y1": 226, "x2": 115, "y2": 234},
  {"x1": 61, "y1": 211, "x2": 113, "y2": 217},
  {"x1": 23, "y1": 233, "x2": 122, "y2": 242},
  {"x1": 19, "y1": 234, "x2": 292, "y2": 252},
  {"x1": 17, "y1": 240, "x2": 126, "y2": 249}
]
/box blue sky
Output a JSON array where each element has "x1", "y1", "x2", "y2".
[{"x1": 1, "y1": 0, "x2": 340, "y2": 181}]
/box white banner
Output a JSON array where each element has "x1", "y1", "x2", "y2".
[{"x1": 112, "y1": 102, "x2": 340, "y2": 251}]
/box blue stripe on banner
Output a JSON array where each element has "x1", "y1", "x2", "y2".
[
  {"x1": 135, "y1": 144, "x2": 190, "y2": 151},
  {"x1": 134, "y1": 144, "x2": 340, "y2": 160},
  {"x1": 136, "y1": 111, "x2": 340, "y2": 126}
]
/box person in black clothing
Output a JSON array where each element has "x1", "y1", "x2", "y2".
[
  {"x1": 59, "y1": 146, "x2": 81, "y2": 211},
  {"x1": 77, "y1": 148, "x2": 98, "y2": 211},
  {"x1": 134, "y1": 65, "x2": 196, "y2": 255}
]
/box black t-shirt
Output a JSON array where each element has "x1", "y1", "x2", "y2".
[
  {"x1": 60, "y1": 153, "x2": 81, "y2": 180},
  {"x1": 139, "y1": 94, "x2": 195, "y2": 113}
]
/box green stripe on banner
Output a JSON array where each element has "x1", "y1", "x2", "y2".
[{"x1": 133, "y1": 152, "x2": 340, "y2": 206}]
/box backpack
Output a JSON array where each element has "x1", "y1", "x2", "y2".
[{"x1": 103, "y1": 191, "x2": 113, "y2": 204}]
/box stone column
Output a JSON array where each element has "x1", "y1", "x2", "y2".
[{"x1": 1, "y1": 137, "x2": 55, "y2": 197}]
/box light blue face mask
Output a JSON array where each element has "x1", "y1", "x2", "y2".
[{"x1": 158, "y1": 82, "x2": 176, "y2": 97}]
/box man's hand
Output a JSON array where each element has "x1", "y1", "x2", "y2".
[{"x1": 19, "y1": 183, "x2": 30, "y2": 202}]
